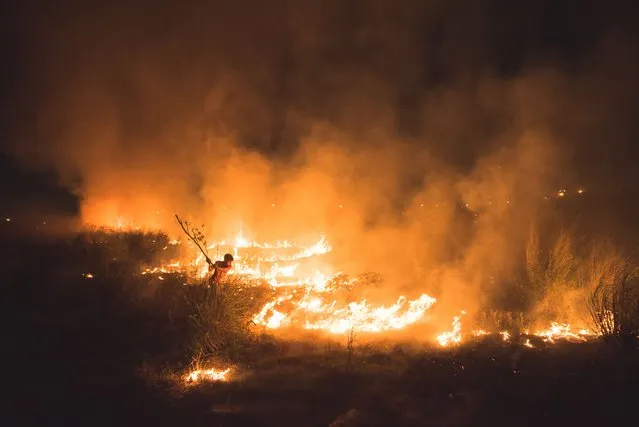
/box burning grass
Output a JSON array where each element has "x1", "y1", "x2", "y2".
[{"x1": 6, "y1": 227, "x2": 637, "y2": 427}]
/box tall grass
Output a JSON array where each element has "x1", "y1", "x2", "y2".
[
  {"x1": 582, "y1": 245, "x2": 639, "y2": 348},
  {"x1": 518, "y1": 227, "x2": 581, "y2": 324},
  {"x1": 183, "y1": 276, "x2": 270, "y2": 362}
]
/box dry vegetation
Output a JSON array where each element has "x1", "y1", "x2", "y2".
[{"x1": 4, "y1": 228, "x2": 637, "y2": 426}]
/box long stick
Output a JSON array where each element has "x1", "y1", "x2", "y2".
[{"x1": 175, "y1": 214, "x2": 212, "y2": 265}]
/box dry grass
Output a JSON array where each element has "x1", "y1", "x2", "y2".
[
  {"x1": 518, "y1": 228, "x2": 581, "y2": 323},
  {"x1": 183, "y1": 276, "x2": 270, "y2": 362},
  {"x1": 582, "y1": 245, "x2": 639, "y2": 347}
]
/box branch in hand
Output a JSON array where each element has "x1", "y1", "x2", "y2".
[{"x1": 175, "y1": 214, "x2": 212, "y2": 264}]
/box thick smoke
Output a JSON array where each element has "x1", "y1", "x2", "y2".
[{"x1": 4, "y1": 1, "x2": 638, "y2": 328}]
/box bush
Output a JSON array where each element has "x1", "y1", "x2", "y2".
[
  {"x1": 183, "y1": 276, "x2": 270, "y2": 362},
  {"x1": 517, "y1": 228, "x2": 581, "y2": 322},
  {"x1": 584, "y1": 246, "x2": 639, "y2": 348}
]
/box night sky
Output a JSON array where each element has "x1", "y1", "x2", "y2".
[{"x1": 1, "y1": 0, "x2": 638, "y2": 223}]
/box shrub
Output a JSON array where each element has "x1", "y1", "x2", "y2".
[
  {"x1": 583, "y1": 246, "x2": 639, "y2": 348},
  {"x1": 517, "y1": 227, "x2": 580, "y2": 322},
  {"x1": 183, "y1": 276, "x2": 270, "y2": 362}
]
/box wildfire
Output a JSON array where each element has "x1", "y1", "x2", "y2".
[
  {"x1": 146, "y1": 232, "x2": 437, "y2": 335},
  {"x1": 184, "y1": 367, "x2": 231, "y2": 383},
  {"x1": 301, "y1": 294, "x2": 437, "y2": 334},
  {"x1": 534, "y1": 322, "x2": 594, "y2": 343},
  {"x1": 436, "y1": 311, "x2": 465, "y2": 347},
  {"x1": 140, "y1": 228, "x2": 601, "y2": 347}
]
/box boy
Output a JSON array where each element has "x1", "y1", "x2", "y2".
[{"x1": 208, "y1": 253, "x2": 234, "y2": 286}]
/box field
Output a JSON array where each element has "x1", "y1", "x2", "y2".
[{"x1": 4, "y1": 229, "x2": 638, "y2": 427}]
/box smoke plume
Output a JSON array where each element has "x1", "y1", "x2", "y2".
[{"x1": 4, "y1": 0, "x2": 638, "y2": 326}]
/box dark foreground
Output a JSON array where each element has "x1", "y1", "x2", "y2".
[{"x1": 3, "y1": 231, "x2": 638, "y2": 427}]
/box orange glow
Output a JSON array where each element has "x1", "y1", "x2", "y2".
[
  {"x1": 146, "y1": 231, "x2": 437, "y2": 335},
  {"x1": 436, "y1": 311, "x2": 465, "y2": 346},
  {"x1": 534, "y1": 322, "x2": 594, "y2": 343},
  {"x1": 184, "y1": 367, "x2": 231, "y2": 383},
  {"x1": 139, "y1": 228, "x2": 604, "y2": 346}
]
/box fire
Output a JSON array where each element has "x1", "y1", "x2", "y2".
[
  {"x1": 534, "y1": 322, "x2": 594, "y2": 343},
  {"x1": 146, "y1": 232, "x2": 436, "y2": 335},
  {"x1": 447, "y1": 321, "x2": 597, "y2": 348},
  {"x1": 300, "y1": 294, "x2": 437, "y2": 334},
  {"x1": 436, "y1": 311, "x2": 465, "y2": 347},
  {"x1": 140, "y1": 227, "x2": 602, "y2": 347},
  {"x1": 184, "y1": 367, "x2": 231, "y2": 383}
]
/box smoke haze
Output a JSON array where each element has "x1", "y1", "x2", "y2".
[{"x1": 2, "y1": 1, "x2": 638, "y2": 324}]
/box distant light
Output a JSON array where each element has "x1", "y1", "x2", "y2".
[
  {"x1": 558, "y1": 191, "x2": 565, "y2": 198},
  {"x1": 271, "y1": 203, "x2": 276, "y2": 207},
  {"x1": 338, "y1": 204, "x2": 343, "y2": 208},
  {"x1": 5, "y1": 218, "x2": 10, "y2": 222},
  {"x1": 158, "y1": 275, "x2": 165, "y2": 281},
  {"x1": 465, "y1": 203, "x2": 469, "y2": 208},
  {"x1": 420, "y1": 203, "x2": 424, "y2": 208},
  {"x1": 577, "y1": 188, "x2": 584, "y2": 194},
  {"x1": 84, "y1": 273, "x2": 94, "y2": 279},
  {"x1": 42, "y1": 221, "x2": 46, "y2": 225},
  {"x1": 506, "y1": 200, "x2": 510, "y2": 204}
]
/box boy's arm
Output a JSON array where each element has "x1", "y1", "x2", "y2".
[{"x1": 209, "y1": 260, "x2": 222, "y2": 271}]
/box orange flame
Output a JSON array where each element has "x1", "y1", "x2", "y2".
[
  {"x1": 184, "y1": 367, "x2": 231, "y2": 383},
  {"x1": 436, "y1": 311, "x2": 465, "y2": 346}
]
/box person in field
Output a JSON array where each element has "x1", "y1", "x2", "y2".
[{"x1": 208, "y1": 253, "x2": 234, "y2": 286}]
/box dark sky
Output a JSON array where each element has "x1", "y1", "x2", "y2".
[{"x1": 1, "y1": 0, "x2": 638, "y2": 218}]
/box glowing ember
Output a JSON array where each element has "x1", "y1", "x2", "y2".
[
  {"x1": 500, "y1": 331, "x2": 511, "y2": 342},
  {"x1": 83, "y1": 273, "x2": 94, "y2": 279},
  {"x1": 437, "y1": 311, "x2": 465, "y2": 347},
  {"x1": 185, "y1": 367, "x2": 231, "y2": 383},
  {"x1": 524, "y1": 338, "x2": 534, "y2": 348}
]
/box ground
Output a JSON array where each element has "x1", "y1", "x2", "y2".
[{"x1": 4, "y1": 230, "x2": 637, "y2": 427}]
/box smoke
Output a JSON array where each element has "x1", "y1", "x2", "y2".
[{"x1": 4, "y1": 1, "x2": 638, "y2": 327}]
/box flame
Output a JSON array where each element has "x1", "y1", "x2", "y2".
[
  {"x1": 145, "y1": 232, "x2": 436, "y2": 335},
  {"x1": 138, "y1": 227, "x2": 602, "y2": 346},
  {"x1": 185, "y1": 367, "x2": 231, "y2": 383},
  {"x1": 436, "y1": 311, "x2": 465, "y2": 347},
  {"x1": 534, "y1": 322, "x2": 594, "y2": 343},
  {"x1": 301, "y1": 294, "x2": 437, "y2": 334}
]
